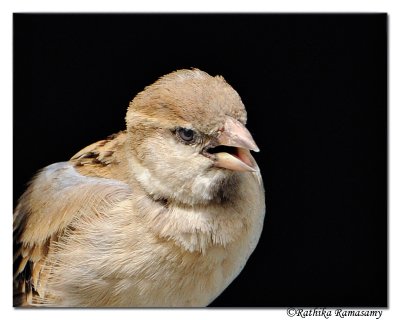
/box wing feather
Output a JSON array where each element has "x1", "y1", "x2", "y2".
[
  {"x1": 13, "y1": 160, "x2": 132, "y2": 306},
  {"x1": 70, "y1": 131, "x2": 127, "y2": 179}
]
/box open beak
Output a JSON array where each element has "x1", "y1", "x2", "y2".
[{"x1": 204, "y1": 116, "x2": 260, "y2": 172}]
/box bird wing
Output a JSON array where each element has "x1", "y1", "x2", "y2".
[
  {"x1": 70, "y1": 130, "x2": 127, "y2": 179},
  {"x1": 13, "y1": 131, "x2": 132, "y2": 306}
]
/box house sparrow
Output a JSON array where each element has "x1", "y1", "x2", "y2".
[{"x1": 13, "y1": 68, "x2": 265, "y2": 307}]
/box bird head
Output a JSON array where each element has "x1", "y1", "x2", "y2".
[{"x1": 125, "y1": 69, "x2": 260, "y2": 206}]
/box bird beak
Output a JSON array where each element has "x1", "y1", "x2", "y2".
[{"x1": 212, "y1": 117, "x2": 260, "y2": 172}]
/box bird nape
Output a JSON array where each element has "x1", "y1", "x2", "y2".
[{"x1": 13, "y1": 68, "x2": 265, "y2": 307}]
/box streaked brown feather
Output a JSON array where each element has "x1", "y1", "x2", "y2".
[{"x1": 71, "y1": 131, "x2": 127, "y2": 179}]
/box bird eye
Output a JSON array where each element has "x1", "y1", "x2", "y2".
[{"x1": 177, "y1": 128, "x2": 195, "y2": 142}]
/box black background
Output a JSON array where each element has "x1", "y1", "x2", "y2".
[{"x1": 13, "y1": 14, "x2": 387, "y2": 307}]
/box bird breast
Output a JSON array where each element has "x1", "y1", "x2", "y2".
[{"x1": 39, "y1": 165, "x2": 264, "y2": 307}]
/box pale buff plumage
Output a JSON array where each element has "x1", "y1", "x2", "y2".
[{"x1": 13, "y1": 69, "x2": 265, "y2": 307}]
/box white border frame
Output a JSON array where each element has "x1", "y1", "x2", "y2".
[{"x1": 1, "y1": 1, "x2": 397, "y2": 320}]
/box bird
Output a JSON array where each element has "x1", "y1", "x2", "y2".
[{"x1": 13, "y1": 68, "x2": 265, "y2": 307}]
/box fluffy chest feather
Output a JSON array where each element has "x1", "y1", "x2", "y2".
[{"x1": 41, "y1": 170, "x2": 264, "y2": 307}]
